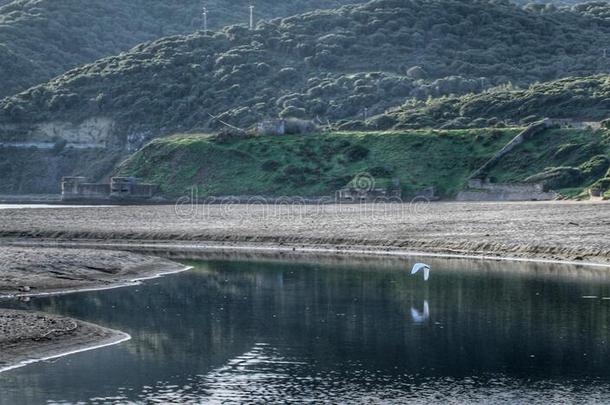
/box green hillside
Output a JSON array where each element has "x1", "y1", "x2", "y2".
[
  {"x1": 117, "y1": 129, "x2": 520, "y2": 198},
  {"x1": 4, "y1": 0, "x2": 610, "y2": 146},
  {"x1": 0, "y1": 0, "x2": 358, "y2": 98},
  {"x1": 117, "y1": 127, "x2": 610, "y2": 199},
  {"x1": 373, "y1": 75, "x2": 610, "y2": 129},
  {"x1": 488, "y1": 127, "x2": 610, "y2": 198}
]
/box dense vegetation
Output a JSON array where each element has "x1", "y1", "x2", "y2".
[
  {"x1": 488, "y1": 127, "x2": 610, "y2": 198},
  {"x1": 117, "y1": 129, "x2": 521, "y2": 198},
  {"x1": 372, "y1": 76, "x2": 610, "y2": 129},
  {"x1": 4, "y1": 0, "x2": 610, "y2": 147},
  {"x1": 0, "y1": 0, "x2": 358, "y2": 98},
  {"x1": 116, "y1": 127, "x2": 610, "y2": 199}
]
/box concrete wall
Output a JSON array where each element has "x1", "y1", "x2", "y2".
[
  {"x1": 131, "y1": 184, "x2": 158, "y2": 198},
  {"x1": 457, "y1": 180, "x2": 556, "y2": 201},
  {"x1": 455, "y1": 189, "x2": 557, "y2": 201},
  {"x1": 62, "y1": 177, "x2": 157, "y2": 201},
  {"x1": 78, "y1": 184, "x2": 111, "y2": 198},
  {"x1": 467, "y1": 179, "x2": 546, "y2": 193},
  {"x1": 257, "y1": 120, "x2": 286, "y2": 136}
]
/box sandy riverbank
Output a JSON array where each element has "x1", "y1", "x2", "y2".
[
  {"x1": 0, "y1": 201, "x2": 609, "y2": 264},
  {"x1": 0, "y1": 246, "x2": 187, "y2": 372},
  {"x1": 0, "y1": 309, "x2": 129, "y2": 372},
  {"x1": 0, "y1": 246, "x2": 188, "y2": 297}
]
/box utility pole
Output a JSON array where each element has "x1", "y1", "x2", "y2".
[
  {"x1": 249, "y1": 3, "x2": 254, "y2": 30},
  {"x1": 202, "y1": 4, "x2": 208, "y2": 32}
]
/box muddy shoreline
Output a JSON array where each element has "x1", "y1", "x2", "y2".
[
  {"x1": 0, "y1": 246, "x2": 189, "y2": 298},
  {"x1": 0, "y1": 246, "x2": 188, "y2": 372},
  {"x1": 0, "y1": 309, "x2": 130, "y2": 373}
]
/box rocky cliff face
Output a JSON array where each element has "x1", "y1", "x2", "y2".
[
  {"x1": 0, "y1": 117, "x2": 117, "y2": 146},
  {"x1": 35, "y1": 118, "x2": 116, "y2": 146},
  {"x1": 0, "y1": 146, "x2": 121, "y2": 195}
]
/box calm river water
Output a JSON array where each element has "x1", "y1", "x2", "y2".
[{"x1": 1, "y1": 257, "x2": 610, "y2": 404}]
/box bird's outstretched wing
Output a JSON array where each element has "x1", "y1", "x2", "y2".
[
  {"x1": 411, "y1": 263, "x2": 429, "y2": 273},
  {"x1": 411, "y1": 263, "x2": 431, "y2": 280},
  {"x1": 411, "y1": 263, "x2": 425, "y2": 274}
]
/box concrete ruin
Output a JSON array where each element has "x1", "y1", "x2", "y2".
[
  {"x1": 257, "y1": 119, "x2": 286, "y2": 136},
  {"x1": 414, "y1": 186, "x2": 438, "y2": 201},
  {"x1": 546, "y1": 118, "x2": 601, "y2": 130},
  {"x1": 456, "y1": 179, "x2": 557, "y2": 201},
  {"x1": 61, "y1": 177, "x2": 158, "y2": 202},
  {"x1": 336, "y1": 187, "x2": 401, "y2": 202}
]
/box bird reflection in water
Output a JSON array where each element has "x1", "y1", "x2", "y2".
[{"x1": 411, "y1": 300, "x2": 430, "y2": 323}]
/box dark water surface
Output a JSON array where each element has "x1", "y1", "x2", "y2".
[{"x1": 2, "y1": 257, "x2": 610, "y2": 404}]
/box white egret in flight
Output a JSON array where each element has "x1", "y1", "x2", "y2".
[{"x1": 411, "y1": 263, "x2": 431, "y2": 281}]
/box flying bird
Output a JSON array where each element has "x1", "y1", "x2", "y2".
[{"x1": 411, "y1": 263, "x2": 431, "y2": 281}]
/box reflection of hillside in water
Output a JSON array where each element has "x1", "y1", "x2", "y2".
[
  {"x1": 190, "y1": 259, "x2": 610, "y2": 377},
  {"x1": 2, "y1": 257, "x2": 610, "y2": 403}
]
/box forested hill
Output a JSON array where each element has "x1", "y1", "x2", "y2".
[
  {"x1": 0, "y1": 0, "x2": 359, "y2": 98},
  {"x1": 372, "y1": 76, "x2": 610, "y2": 129},
  {"x1": 5, "y1": 0, "x2": 610, "y2": 142},
  {"x1": 3, "y1": 0, "x2": 610, "y2": 144}
]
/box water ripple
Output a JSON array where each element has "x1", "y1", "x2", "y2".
[{"x1": 67, "y1": 343, "x2": 610, "y2": 404}]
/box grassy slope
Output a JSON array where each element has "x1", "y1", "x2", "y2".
[
  {"x1": 4, "y1": 0, "x2": 610, "y2": 139},
  {"x1": 118, "y1": 129, "x2": 521, "y2": 198},
  {"x1": 120, "y1": 127, "x2": 610, "y2": 199},
  {"x1": 0, "y1": 0, "x2": 358, "y2": 98},
  {"x1": 488, "y1": 127, "x2": 610, "y2": 196}
]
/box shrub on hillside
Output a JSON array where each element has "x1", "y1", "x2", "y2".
[
  {"x1": 284, "y1": 118, "x2": 318, "y2": 134},
  {"x1": 345, "y1": 144, "x2": 370, "y2": 162},
  {"x1": 261, "y1": 159, "x2": 281, "y2": 172},
  {"x1": 213, "y1": 128, "x2": 251, "y2": 143},
  {"x1": 406, "y1": 66, "x2": 427, "y2": 79},
  {"x1": 579, "y1": 155, "x2": 610, "y2": 180},
  {"x1": 337, "y1": 120, "x2": 367, "y2": 131},
  {"x1": 525, "y1": 167, "x2": 583, "y2": 189},
  {"x1": 277, "y1": 67, "x2": 299, "y2": 81},
  {"x1": 369, "y1": 165, "x2": 393, "y2": 177},
  {"x1": 280, "y1": 106, "x2": 308, "y2": 119}
]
